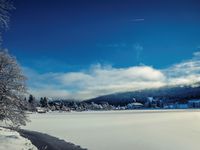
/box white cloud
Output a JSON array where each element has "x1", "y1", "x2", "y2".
[
  {"x1": 163, "y1": 51, "x2": 200, "y2": 85},
  {"x1": 193, "y1": 51, "x2": 200, "y2": 58},
  {"x1": 24, "y1": 51, "x2": 200, "y2": 100},
  {"x1": 25, "y1": 65, "x2": 165, "y2": 100},
  {"x1": 29, "y1": 88, "x2": 70, "y2": 99}
]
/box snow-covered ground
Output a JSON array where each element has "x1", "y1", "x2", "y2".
[
  {"x1": 0, "y1": 127, "x2": 37, "y2": 150},
  {"x1": 24, "y1": 110, "x2": 200, "y2": 150}
]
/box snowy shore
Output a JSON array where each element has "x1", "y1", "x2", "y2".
[
  {"x1": 24, "y1": 109, "x2": 200, "y2": 150},
  {"x1": 0, "y1": 126, "x2": 87, "y2": 150},
  {"x1": 0, "y1": 127, "x2": 37, "y2": 150}
]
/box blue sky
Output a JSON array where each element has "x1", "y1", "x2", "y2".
[{"x1": 2, "y1": 0, "x2": 200, "y2": 99}]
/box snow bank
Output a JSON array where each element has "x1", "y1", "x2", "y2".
[{"x1": 0, "y1": 127, "x2": 38, "y2": 150}]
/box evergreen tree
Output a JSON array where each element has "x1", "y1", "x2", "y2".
[
  {"x1": 28, "y1": 94, "x2": 34, "y2": 104},
  {"x1": 40, "y1": 97, "x2": 44, "y2": 106},
  {"x1": 40, "y1": 97, "x2": 48, "y2": 107},
  {"x1": 28, "y1": 94, "x2": 36, "y2": 111}
]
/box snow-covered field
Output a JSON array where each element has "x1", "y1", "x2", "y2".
[
  {"x1": 0, "y1": 127, "x2": 37, "y2": 150},
  {"x1": 24, "y1": 110, "x2": 200, "y2": 150}
]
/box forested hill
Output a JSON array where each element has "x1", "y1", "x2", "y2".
[{"x1": 84, "y1": 83, "x2": 200, "y2": 106}]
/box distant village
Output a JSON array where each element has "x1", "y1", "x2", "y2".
[{"x1": 24, "y1": 94, "x2": 200, "y2": 113}]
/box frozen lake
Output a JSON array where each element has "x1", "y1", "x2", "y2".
[{"x1": 24, "y1": 110, "x2": 200, "y2": 150}]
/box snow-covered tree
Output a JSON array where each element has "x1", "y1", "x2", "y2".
[
  {"x1": 0, "y1": 0, "x2": 14, "y2": 44},
  {"x1": 0, "y1": 50, "x2": 28, "y2": 126}
]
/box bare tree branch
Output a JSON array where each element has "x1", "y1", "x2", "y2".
[{"x1": 0, "y1": 0, "x2": 14, "y2": 44}]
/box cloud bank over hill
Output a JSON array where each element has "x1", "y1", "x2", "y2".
[{"x1": 25, "y1": 51, "x2": 200, "y2": 100}]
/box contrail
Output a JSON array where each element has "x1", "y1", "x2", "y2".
[{"x1": 131, "y1": 18, "x2": 145, "y2": 22}]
